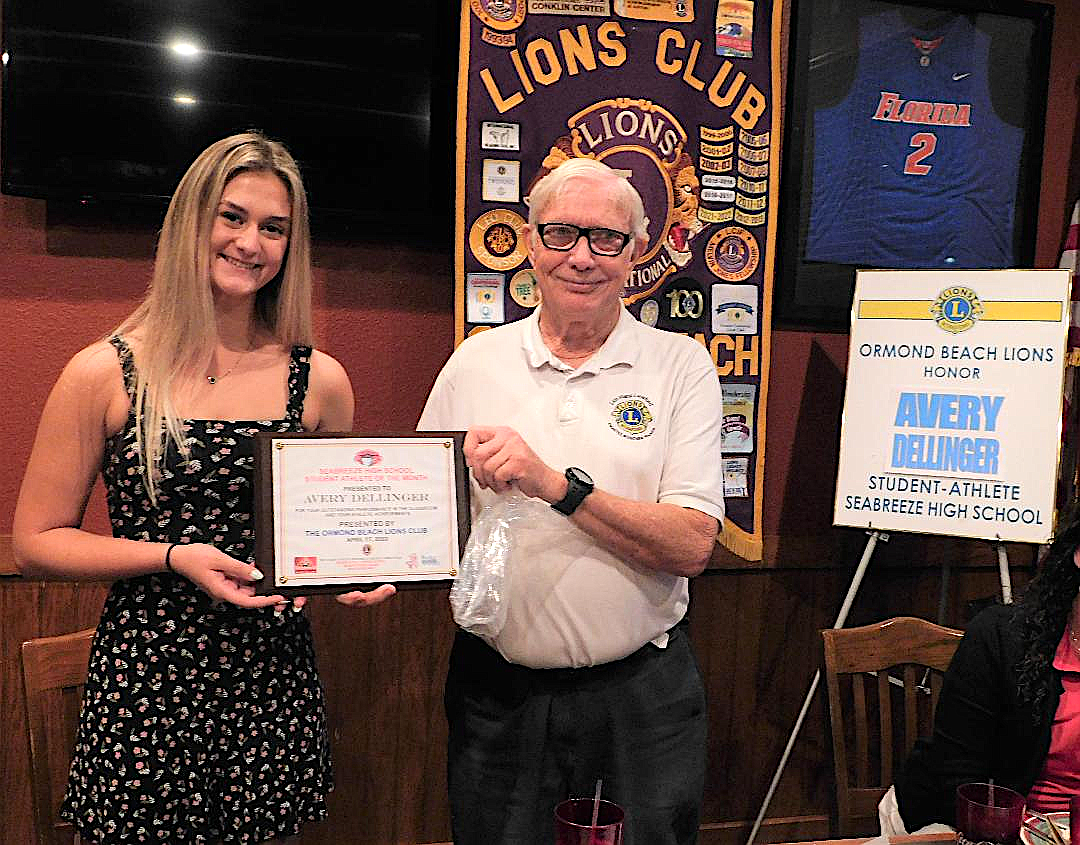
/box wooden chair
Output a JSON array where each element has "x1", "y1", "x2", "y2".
[
  {"x1": 21, "y1": 628, "x2": 95, "y2": 845},
  {"x1": 822, "y1": 616, "x2": 963, "y2": 837}
]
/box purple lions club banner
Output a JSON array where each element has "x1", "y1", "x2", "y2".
[{"x1": 455, "y1": 0, "x2": 781, "y2": 560}]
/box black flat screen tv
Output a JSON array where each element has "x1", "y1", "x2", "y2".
[{"x1": 0, "y1": 2, "x2": 456, "y2": 234}]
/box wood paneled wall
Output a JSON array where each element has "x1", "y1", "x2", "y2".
[{"x1": 1, "y1": 553, "x2": 1031, "y2": 845}]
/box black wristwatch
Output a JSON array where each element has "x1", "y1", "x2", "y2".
[{"x1": 551, "y1": 467, "x2": 594, "y2": 515}]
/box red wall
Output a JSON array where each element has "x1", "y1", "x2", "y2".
[
  {"x1": 0, "y1": 201, "x2": 454, "y2": 536},
  {"x1": 1, "y1": 0, "x2": 1078, "y2": 555}
]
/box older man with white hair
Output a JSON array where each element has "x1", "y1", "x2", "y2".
[{"x1": 419, "y1": 157, "x2": 725, "y2": 845}]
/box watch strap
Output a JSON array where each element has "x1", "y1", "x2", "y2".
[{"x1": 551, "y1": 469, "x2": 593, "y2": 515}]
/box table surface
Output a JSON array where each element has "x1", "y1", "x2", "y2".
[{"x1": 771, "y1": 833, "x2": 956, "y2": 845}]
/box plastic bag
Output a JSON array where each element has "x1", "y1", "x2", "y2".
[{"x1": 451, "y1": 493, "x2": 555, "y2": 641}]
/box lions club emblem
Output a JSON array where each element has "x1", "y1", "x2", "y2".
[
  {"x1": 931, "y1": 286, "x2": 983, "y2": 334},
  {"x1": 610, "y1": 394, "x2": 656, "y2": 439}
]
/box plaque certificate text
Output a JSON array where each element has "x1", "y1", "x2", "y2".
[{"x1": 254, "y1": 433, "x2": 468, "y2": 594}]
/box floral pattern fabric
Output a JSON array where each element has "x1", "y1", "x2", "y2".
[{"x1": 60, "y1": 336, "x2": 333, "y2": 844}]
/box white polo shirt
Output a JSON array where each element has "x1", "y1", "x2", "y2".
[{"x1": 418, "y1": 306, "x2": 725, "y2": 668}]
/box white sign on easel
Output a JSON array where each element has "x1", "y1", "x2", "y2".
[{"x1": 834, "y1": 268, "x2": 1071, "y2": 544}]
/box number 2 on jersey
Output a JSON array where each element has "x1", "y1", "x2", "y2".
[{"x1": 904, "y1": 132, "x2": 937, "y2": 175}]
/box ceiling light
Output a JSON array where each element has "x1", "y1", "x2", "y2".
[{"x1": 169, "y1": 40, "x2": 200, "y2": 58}]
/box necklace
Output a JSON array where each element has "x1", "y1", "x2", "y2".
[
  {"x1": 1068, "y1": 623, "x2": 1080, "y2": 658},
  {"x1": 206, "y1": 340, "x2": 254, "y2": 385}
]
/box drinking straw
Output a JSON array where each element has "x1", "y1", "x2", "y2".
[
  {"x1": 1022, "y1": 819, "x2": 1057, "y2": 845},
  {"x1": 590, "y1": 779, "x2": 603, "y2": 845},
  {"x1": 989, "y1": 778, "x2": 995, "y2": 806},
  {"x1": 1045, "y1": 814, "x2": 1067, "y2": 845},
  {"x1": 1030, "y1": 811, "x2": 1067, "y2": 845}
]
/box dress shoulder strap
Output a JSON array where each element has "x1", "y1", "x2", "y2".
[
  {"x1": 108, "y1": 335, "x2": 138, "y2": 402},
  {"x1": 286, "y1": 346, "x2": 313, "y2": 422}
]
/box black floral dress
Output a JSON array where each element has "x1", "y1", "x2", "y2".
[{"x1": 60, "y1": 336, "x2": 333, "y2": 844}]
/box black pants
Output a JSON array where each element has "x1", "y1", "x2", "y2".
[{"x1": 445, "y1": 625, "x2": 707, "y2": 845}]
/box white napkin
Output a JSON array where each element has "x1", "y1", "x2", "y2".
[{"x1": 875, "y1": 784, "x2": 956, "y2": 841}]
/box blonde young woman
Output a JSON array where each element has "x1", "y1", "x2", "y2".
[{"x1": 13, "y1": 132, "x2": 394, "y2": 845}]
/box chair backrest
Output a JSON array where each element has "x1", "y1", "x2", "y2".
[
  {"x1": 821, "y1": 616, "x2": 963, "y2": 837},
  {"x1": 21, "y1": 628, "x2": 95, "y2": 845}
]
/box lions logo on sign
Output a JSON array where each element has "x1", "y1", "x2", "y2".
[
  {"x1": 931, "y1": 286, "x2": 983, "y2": 334},
  {"x1": 610, "y1": 395, "x2": 656, "y2": 439}
]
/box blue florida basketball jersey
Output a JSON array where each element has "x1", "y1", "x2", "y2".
[{"x1": 805, "y1": 10, "x2": 1023, "y2": 268}]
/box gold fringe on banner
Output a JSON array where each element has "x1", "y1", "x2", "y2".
[
  {"x1": 714, "y1": 0, "x2": 781, "y2": 562},
  {"x1": 719, "y1": 521, "x2": 762, "y2": 561}
]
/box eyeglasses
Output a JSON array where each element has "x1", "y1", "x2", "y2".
[{"x1": 536, "y1": 223, "x2": 631, "y2": 257}]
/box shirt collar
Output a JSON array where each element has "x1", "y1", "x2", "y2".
[{"x1": 521, "y1": 305, "x2": 639, "y2": 373}]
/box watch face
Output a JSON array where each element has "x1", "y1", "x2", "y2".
[{"x1": 567, "y1": 467, "x2": 593, "y2": 486}]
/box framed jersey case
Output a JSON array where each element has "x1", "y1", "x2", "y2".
[{"x1": 775, "y1": 0, "x2": 1053, "y2": 330}]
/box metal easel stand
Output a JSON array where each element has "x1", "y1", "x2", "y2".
[
  {"x1": 995, "y1": 537, "x2": 1013, "y2": 604},
  {"x1": 935, "y1": 535, "x2": 1011, "y2": 622},
  {"x1": 745, "y1": 529, "x2": 888, "y2": 845}
]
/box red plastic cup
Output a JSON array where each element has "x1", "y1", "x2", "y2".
[
  {"x1": 1068, "y1": 795, "x2": 1080, "y2": 844},
  {"x1": 554, "y1": 797, "x2": 625, "y2": 845},
  {"x1": 955, "y1": 783, "x2": 1025, "y2": 845}
]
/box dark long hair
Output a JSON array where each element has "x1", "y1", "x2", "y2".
[{"x1": 1015, "y1": 515, "x2": 1080, "y2": 722}]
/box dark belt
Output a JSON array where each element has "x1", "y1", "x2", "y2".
[{"x1": 451, "y1": 620, "x2": 688, "y2": 694}]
